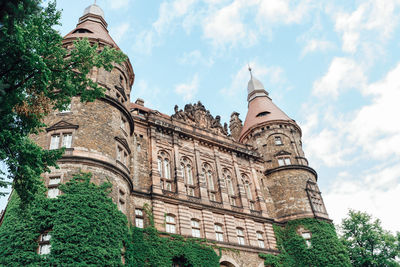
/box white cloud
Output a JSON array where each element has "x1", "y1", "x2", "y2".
[
  {"x1": 203, "y1": 1, "x2": 248, "y2": 47},
  {"x1": 256, "y1": 0, "x2": 312, "y2": 25},
  {"x1": 347, "y1": 62, "x2": 400, "y2": 159},
  {"x1": 178, "y1": 50, "x2": 214, "y2": 66},
  {"x1": 333, "y1": 0, "x2": 400, "y2": 53},
  {"x1": 301, "y1": 39, "x2": 334, "y2": 56},
  {"x1": 133, "y1": 30, "x2": 155, "y2": 55},
  {"x1": 313, "y1": 57, "x2": 367, "y2": 98},
  {"x1": 110, "y1": 22, "x2": 130, "y2": 43},
  {"x1": 175, "y1": 74, "x2": 199, "y2": 101},
  {"x1": 325, "y1": 164, "x2": 400, "y2": 233},
  {"x1": 153, "y1": 0, "x2": 198, "y2": 34}
]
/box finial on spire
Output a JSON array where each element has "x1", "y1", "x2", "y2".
[
  {"x1": 94, "y1": 0, "x2": 97, "y2": 4},
  {"x1": 248, "y1": 63, "x2": 253, "y2": 78}
]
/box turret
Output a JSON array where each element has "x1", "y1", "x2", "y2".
[
  {"x1": 240, "y1": 68, "x2": 329, "y2": 222},
  {"x1": 31, "y1": 4, "x2": 135, "y2": 218}
]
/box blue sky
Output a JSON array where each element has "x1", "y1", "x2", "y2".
[{"x1": 2, "y1": 0, "x2": 400, "y2": 233}]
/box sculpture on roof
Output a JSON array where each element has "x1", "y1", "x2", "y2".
[{"x1": 172, "y1": 102, "x2": 228, "y2": 136}]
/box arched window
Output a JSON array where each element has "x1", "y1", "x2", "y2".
[
  {"x1": 158, "y1": 151, "x2": 173, "y2": 191},
  {"x1": 181, "y1": 157, "x2": 196, "y2": 196},
  {"x1": 202, "y1": 163, "x2": 217, "y2": 201},
  {"x1": 223, "y1": 169, "x2": 236, "y2": 206},
  {"x1": 244, "y1": 181, "x2": 252, "y2": 200},
  {"x1": 165, "y1": 214, "x2": 176, "y2": 233}
]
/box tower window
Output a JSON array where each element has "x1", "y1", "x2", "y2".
[
  {"x1": 135, "y1": 209, "x2": 144, "y2": 228},
  {"x1": 274, "y1": 136, "x2": 282, "y2": 145},
  {"x1": 38, "y1": 232, "x2": 51, "y2": 255},
  {"x1": 50, "y1": 133, "x2": 72, "y2": 149},
  {"x1": 256, "y1": 111, "x2": 270, "y2": 117},
  {"x1": 47, "y1": 176, "x2": 61, "y2": 199},
  {"x1": 278, "y1": 157, "x2": 291, "y2": 166},
  {"x1": 301, "y1": 232, "x2": 312, "y2": 248}
]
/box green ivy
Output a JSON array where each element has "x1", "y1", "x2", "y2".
[
  {"x1": 260, "y1": 218, "x2": 351, "y2": 267},
  {"x1": 0, "y1": 172, "x2": 220, "y2": 266}
]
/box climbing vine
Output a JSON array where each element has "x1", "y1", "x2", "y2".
[
  {"x1": 260, "y1": 218, "x2": 351, "y2": 267},
  {"x1": 0, "y1": 172, "x2": 220, "y2": 266}
]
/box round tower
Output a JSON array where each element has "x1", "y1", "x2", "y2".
[
  {"x1": 32, "y1": 4, "x2": 135, "y2": 219},
  {"x1": 239, "y1": 70, "x2": 329, "y2": 222}
]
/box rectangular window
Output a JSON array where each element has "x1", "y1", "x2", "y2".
[
  {"x1": 209, "y1": 192, "x2": 216, "y2": 202},
  {"x1": 284, "y1": 158, "x2": 291, "y2": 165},
  {"x1": 47, "y1": 188, "x2": 59, "y2": 199},
  {"x1": 62, "y1": 133, "x2": 72, "y2": 148},
  {"x1": 191, "y1": 220, "x2": 201, "y2": 238},
  {"x1": 257, "y1": 232, "x2": 265, "y2": 248},
  {"x1": 301, "y1": 232, "x2": 312, "y2": 248},
  {"x1": 48, "y1": 176, "x2": 61, "y2": 199},
  {"x1": 230, "y1": 197, "x2": 236, "y2": 206},
  {"x1": 278, "y1": 157, "x2": 291, "y2": 166},
  {"x1": 215, "y1": 224, "x2": 224, "y2": 242},
  {"x1": 117, "y1": 147, "x2": 123, "y2": 161},
  {"x1": 120, "y1": 117, "x2": 126, "y2": 131},
  {"x1": 165, "y1": 182, "x2": 172, "y2": 191},
  {"x1": 166, "y1": 215, "x2": 176, "y2": 233},
  {"x1": 237, "y1": 228, "x2": 245, "y2": 245},
  {"x1": 50, "y1": 135, "x2": 60, "y2": 150},
  {"x1": 187, "y1": 187, "x2": 195, "y2": 196},
  {"x1": 274, "y1": 136, "x2": 282, "y2": 145},
  {"x1": 49, "y1": 177, "x2": 61, "y2": 186},
  {"x1": 249, "y1": 201, "x2": 255, "y2": 210},
  {"x1": 278, "y1": 158, "x2": 285, "y2": 166},
  {"x1": 135, "y1": 209, "x2": 144, "y2": 228},
  {"x1": 38, "y1": 233, "x2": 51, "y2": 255}
]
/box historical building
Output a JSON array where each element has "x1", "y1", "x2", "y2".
[{"x1": 29, "y1": 4, "x2": 329, "y2": 267}]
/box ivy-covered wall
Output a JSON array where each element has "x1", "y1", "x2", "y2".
[
  {"x1": 260, "y1": 218, "x2": 351, "y2": 267},
  {"x1": 0, "y1": 172, "x2": 220, "y2": 267}
]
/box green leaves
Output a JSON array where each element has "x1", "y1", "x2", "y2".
[
  {"x1": 0, "y1": 0, "x2": 126, "y2": 203},
  {"x1": 261, "y1": 218, "x2": 351, "y2": 267},
  {"x1": 340, "y1": 210, "x2": 400, "y2": 267}
]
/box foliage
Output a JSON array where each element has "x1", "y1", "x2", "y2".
[
  {"x1": 0, "y1": 172, "x2": 128, "y2": 266},
  {"x1": 0, "y1": 0, "x2": 126, "y2": 203},
  {"x1": 260, "y1": 218, "x2": 351, "y2": 267},
  {"x1": 0, "y1": 172, "x2": 220, "y2": 266},
  {"x1": 340, "y1": 210, "x2": 400, "y2": 267},
  {"x1": 126, "y1": 227, "x2": 220, "y2": 267}
]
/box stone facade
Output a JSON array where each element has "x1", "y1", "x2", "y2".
[{"x1": 29, "y1": 4, "x2": 330, "y2": 267}]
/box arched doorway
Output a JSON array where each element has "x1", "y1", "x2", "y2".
[{"x1": 220, "y1": 261, "x2": 236, "y2": 267}]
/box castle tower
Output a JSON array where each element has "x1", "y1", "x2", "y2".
[
  {"x1": 239, "y1": 70, "x2": 329, "y2": 222},
  {"x1": 32, "y1": 4, "x2": 135, "y2": 219}
]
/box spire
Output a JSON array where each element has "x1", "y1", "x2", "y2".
[
  {"x1": 63, "y1": 3, "x2": 119, "y2": 48},
  {"x1": 239, "y1": 72, "x2": 294, "y2": 142}
]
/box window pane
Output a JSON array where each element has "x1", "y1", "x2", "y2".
[
  {"x1": 207, "y1": 171, "x2": 214, "y2": 190},
  {"x1": 181, "y1": 164, "x2": 186, "y2": 179},
  {"x1": 50, "y1": 135, "x2": 60, "y2": 150},
  {"x1": 278, "y1": 159, "x2": 285, "y2": 166},
  {"x1": 166, "y1": 216, "x2": 175, "y2": 223},
  {"x1": 157, "y1": 157, "x2": 162, "y2": 175},
  {"x1": 256, "y1": 232, "x2": 263, "y2": 239},
  {"x1": 209, "y1": 192, "x2": 216, "y2": 201},
  {"x1": 135, "y1": 218, "x2": 144, "y2": 228},
  {"x1": 49, "y1": 177, "x2": 61, "y2": 185},
  {"x1": 166, "y1": 224, "x2": 176, "y2": 233},
  {"x1": 258, "y1": 240, "x2": 265, "y2": 248},
  {"x1": 39, "y1": 244, "x2": 51, "y2": 255},
  {"x1": 238, "y1": 236, "x2": 245, "y2": 245},
  {"x1": 275, "y1": 136, "x2": 282, "y2": 145},
  {"x1": 48, "y1": 188, "x2": 59, "y2": 198},
  {"x1": 62, "y1": 134, "x2": 72, "y2": 148},
  {"x1": 164, "y1": 159, "x2": 170, "y2": 179},
  {"x1": 245, "y1": 183, "x2": 252, "y2": 200},
  {"x1": 135, "y1": 209, "x2": 143, "y2": 216},
  {"x1": 192, "y1": 228, "x2": 201, "y2": 238},
  {"x1": 41, "y1": 233, "x2": 51, "y2": 242},
  {"x1": 216, "y1": 232, "x2": 224, "y2": 242},
  {"x1": 191, "y1": 220, "x2": 199, "y2": 228},
  {"x1": 187, "y1": 165, "x2": 193, "y2": 185},
  {"x1": 284, "y1": 158, "x2": 291, "y2": 165}
]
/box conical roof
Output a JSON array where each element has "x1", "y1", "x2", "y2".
[
  {"x1": 63, "y1": 4, "x2": 119, "y2": 49},
  {"x1": 239, "y1": 75, "x2": 295, "y2": 141}
]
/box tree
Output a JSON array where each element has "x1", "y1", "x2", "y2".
[
  {"x1": 0, "y1": 0, "x2": 126, "y2": 203},
  {"x1": 340, "y1": 210, "x2": 400, "y2": 267}
]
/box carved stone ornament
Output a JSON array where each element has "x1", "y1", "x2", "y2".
[{"x1": 171, "y1": 101, "x2": 229, "y2": 136}]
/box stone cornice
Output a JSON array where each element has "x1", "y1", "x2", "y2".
[{"x1": 264, "y1": 164, "x2": 318, "y2": 181}]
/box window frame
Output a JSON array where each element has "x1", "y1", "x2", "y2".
[
  {"x1": 165, "y1": 214, "x2": 176, "y2": 234},
  {"x1": 214, "y1": 223, "x2": 224, "y2": 242},
  {"x1": 236, "y1": 227, "x2": 245, "y2": 245},
  {"x1": 191, "y1": 219, "x2": 201, "y2": 238}
]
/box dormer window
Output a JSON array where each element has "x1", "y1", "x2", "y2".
[
  {"x1": 72, "y1": 28, "x2": 93, "y2": 34},
  {"x1": 256, "y1": 111, "x2": 270, "y2": 117},
  {"x1": 50, "y1": 133, "x2": 72, "y2": 149}
]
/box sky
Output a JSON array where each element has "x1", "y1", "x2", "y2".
[{"x1": 1, "y1": 0, "x2": 400, "y2": 233}]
